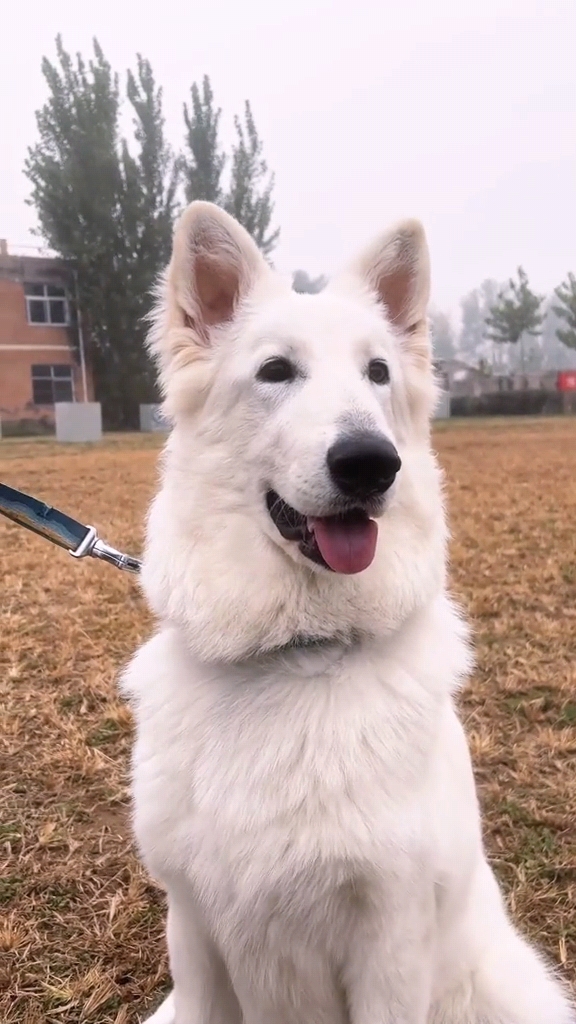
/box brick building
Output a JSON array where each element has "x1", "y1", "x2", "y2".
[{"x1": 0, "y1": 241, "x2": 93, "y2": 432}]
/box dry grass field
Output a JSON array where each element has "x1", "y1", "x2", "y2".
[{"x1": 1, "y1": 418, "x2": 575, "y2": 1023}]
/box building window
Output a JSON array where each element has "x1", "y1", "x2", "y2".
[
  {"x1": 31, "y1": 365, "x2": 74, "y2": 405},
  {"x1": 24, "y1": 283, "x2": 69, "y2": 326}
]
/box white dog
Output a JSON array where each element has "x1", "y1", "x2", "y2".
[{"x1": 123, "y1": 202, "x2": 574, "y2": 1024}]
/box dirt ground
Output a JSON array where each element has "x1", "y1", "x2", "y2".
[{"x1": 1, "y1": 418, "x2": 575, "y2": 1022}]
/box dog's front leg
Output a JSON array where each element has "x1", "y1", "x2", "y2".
[
  {"x1": 166, "y1": 890, "x2": 242, "y2": 1024},
  {"x1": 343, "y1": 907, "x2": 433, "y2": 1024}
]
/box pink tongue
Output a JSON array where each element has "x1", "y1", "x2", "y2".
[{"x1": 309, "y1": 516, "x2": 378, "y2": 574}]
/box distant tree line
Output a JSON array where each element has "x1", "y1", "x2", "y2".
[
  {"x1": 293, "y1": 265, "x2": 576, "y2": 373},
  {"x1": 26, "y1": 39, "x2": 279, "y2": 428},
  {"x1": 430, "y1": 267, "x2": 576, "y2": 374}
]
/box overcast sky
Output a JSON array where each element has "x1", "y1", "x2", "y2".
[{"x1": 1, "y1": 0, "x2": 575, "y2": 316}]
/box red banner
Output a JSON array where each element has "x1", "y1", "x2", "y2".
[{"x1": 557, "y1": 371, "x2": 576, "y2": 392}]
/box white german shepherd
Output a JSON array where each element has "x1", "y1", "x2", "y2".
[{"x1": 123, "y1": 202, "x2": 574, "y2": 1024}]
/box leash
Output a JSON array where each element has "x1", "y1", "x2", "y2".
[{"x1": 0, "y1": 482, "x2": 141, "y2": 574}]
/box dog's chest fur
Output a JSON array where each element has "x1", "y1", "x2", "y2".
[{"x1": 125, "y1": 619, "x2": 457, "y2": 961}]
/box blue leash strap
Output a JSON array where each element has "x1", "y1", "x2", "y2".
[
  {"x1": 0, "y1": 482, "x2": 89, "y2": 551},
  {"x1": 0, "y1": 482, "x2": 141, "y2": 574}
]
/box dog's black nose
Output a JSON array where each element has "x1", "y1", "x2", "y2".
[{"x1": 327, "y1": 433, "x2": 401, "y2": 499}]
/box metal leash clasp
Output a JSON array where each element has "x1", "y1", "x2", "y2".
[{"x1": 70, "y1": 526, "x2": 141, "y2": 574}]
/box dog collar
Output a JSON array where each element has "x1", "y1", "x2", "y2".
[
  {"x1": 0, "y1": 482, "x2": 141, "y2": 574},
  {"x1": 259, "y1": 629, "x2": 363, "y2": 658}
]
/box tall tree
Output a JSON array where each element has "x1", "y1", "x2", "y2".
[
  {"x1": 539, "y1": 301, "x2": 573, "y2": 370},
  {"x1": 182, "y1": 75, "x2": 226, "y2": 204},
  {"x1": 122, "y1": 55, "x2": 180, "y2": 399},
  {"x1": 553, "y1": 272, "x2": 576, "y2": 351},
  {"x1": 126, "y1": 54, "x2": 180, "y2": 273},
  {"x1": 458, "y1": 279, "x2": 500, "y2": 365},
  {"x1": 485, "y1": 267, "x2": 544, "y2": 372},
  {"x1": 292, "y1": 270, "x2": 327, "y2": 294},
  {"x1": 429, "y1": 309, "x2": 456, "y2": 361},
  {"x1": 181, "y1": 85, "x2": 279, "y2": 256},
  {"x1": 224, "y1": 101, "x2": 280, "y2": 257},
  {"x1": 25, "y1": 38, "x2": 179, "y2": 428}
]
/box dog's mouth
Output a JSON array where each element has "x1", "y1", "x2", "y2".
[{"x1": 266, "y1": 491, "x2": 378, "y2": 575}]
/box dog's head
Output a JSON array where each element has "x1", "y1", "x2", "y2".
[{"x1": 143, "y1": 202, "x2": 448, "y2": 661}]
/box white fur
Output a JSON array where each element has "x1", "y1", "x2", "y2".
[{"x1": 126, "y1": 202, "x2": 574, "y2": 1024}]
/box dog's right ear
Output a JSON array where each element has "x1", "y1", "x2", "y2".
[
  {"x1": 167, "y1": 201, "x2": 270, "y2": 345},
  {"x1": 150, "y1": 202, "x2": 271, "y2": 408}
]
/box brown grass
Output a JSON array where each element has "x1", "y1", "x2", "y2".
[{"x1": 1, "y1": 418, "x2": 575, "y2": 1022}]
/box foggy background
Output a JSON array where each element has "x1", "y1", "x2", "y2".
[{"x1": 1, "y1": 0, "x2": 575, "y2": 315}]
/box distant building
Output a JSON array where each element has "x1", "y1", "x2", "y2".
[
  {"x1": 0, "y1": 241, "x2": 93, "y2": 431},
  {"x1": 434, "y1": 358, "x2": 562, "y2": 399},
  {"x1": 434, "y1": 356, "x2": 574, "y2": 415},
  {"x1": 434, "y1": 358, "x2": 494, "y2": 398}
]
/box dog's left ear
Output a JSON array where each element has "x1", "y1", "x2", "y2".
[{"x1": 351, "y1": 219, "x2": 431, "y2": 366}]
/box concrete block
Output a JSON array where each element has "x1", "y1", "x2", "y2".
[
  {"x1": 55, "y1": 402, "x2": 102, "y2": 443},
  {"x1": 434, "y1": 391, "x2": 451, "y2": 419},
  {"x1": 140, "y1": 404, "x2": 170, "y2": 432}
]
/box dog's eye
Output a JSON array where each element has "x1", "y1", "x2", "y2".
[
  {"x1": 257, "y1": 357, "x2": 297, "y2": 383},
  {"x1": 367, "y1": 359, "x2": 390, "y2": 385}
]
